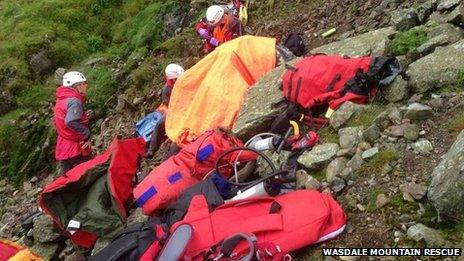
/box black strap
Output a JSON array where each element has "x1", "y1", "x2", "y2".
[
  {"x1": 293, "y1": 77, "x2": 302, "y2": 103},
  {"x1": 287, "y1": 71, "x2": 296, "y2": 102},
  {"x1": 325, "y1": 73, "x2": 341, "y2": 92},
  {"x1": 269, "y1": 201, "x2": 282, "y2": 214}
]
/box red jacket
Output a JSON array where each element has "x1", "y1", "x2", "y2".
[
  {"x1": 53, "y1": 86, "x2": 89, "y2": 160},
  {"x1": 195, "y1": 14, "x2": 243, "y2": 53}
]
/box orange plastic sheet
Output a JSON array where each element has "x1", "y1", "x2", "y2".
[
  {"x1": 0, "y1": 238, "x2": 43, "y2": 261},
  {"x1": 165, "y1": 35, "x2": 276, "y2": 146}
]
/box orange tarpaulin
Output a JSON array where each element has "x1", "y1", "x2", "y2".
[
  {"x1": 165, "y1": 35, "x2": 276, "y2": 146},
  {"x1": 0, "y1": 238, "x2": 43, "y2": 261}
]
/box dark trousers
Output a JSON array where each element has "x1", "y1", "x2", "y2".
[{"x1": 60, "y1": 154, "x2": 92, "y2": 174}]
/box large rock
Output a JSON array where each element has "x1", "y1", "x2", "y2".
[
  {"x1": 446, "y1": 3, "x2": 464, "y2": 24},
  {"x1": 390, "y1": 8, "x2": 419, "y2": 31},
  {"x1": 400, "y1": 182, "x2": 428, "y2": 200},
  {"x1": 407, "y1": 223, "x2": 446, "y2": 247},
  {"x1": 232, "y1": 61, "x2": 298, "y2": 140},
  {"x1": 339, "y1": 127, "x2": 364, "y2": 150},
  {"x1": 437, "y1": 0, "x2": 460, "y2": 11},
  {"x1": 381, "y1": 77, "x2": 409, "y2": 102},
  {"x1": 416, "y1": 0, "x2": 435, "y2": 23},
  {"x1": 412, "y1": 139, "x2": 434, "y2": 154},
  {"x1": 403, "y1": 103, "x2": 433, "y2": 120},
  {"x1": 417, "y1": 24, "x2": 464, "y2": 55},
  {"x1": 363, "y1": 124, "x2": 381, "y2": 143},
  {"x1": 311, "y1": 27, "x2": 396, "y2": 56},
  {"x1": 407, "y1": 39, "x2": 464, "y2": 93},
  {"x1": 428, "y1": 130, "x2": 464, "y2": 222},
  {"x1": 329, "y1": 102, "x2": 364, "y2": 130},
  {"x1": 298, "y1": 143, "x2": 339, "y2": 170},
  {"x1": 33, "y1": 214, "x2": 63, "y2": 243}
]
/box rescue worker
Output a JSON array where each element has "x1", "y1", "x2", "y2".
[
  {"x1": 195, "y1": 5, "x2": 244, "y2": 54},
  {"x1": 53, "y1": 71, "x2": 92, "y2": 174},
  {"x1": 145, "y1": 63, "x2": 184, "y2": 158}
]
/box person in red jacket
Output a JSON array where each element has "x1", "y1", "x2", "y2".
[
  {"x1": 53, "y1": 71, "x2": 92, "y2": 174},
  {"x1": 195, "y1": 5, "x2": 244, "y2": 54},
  {"x1": 145, "y1": 64, "x2": 185, "y2": 158}
]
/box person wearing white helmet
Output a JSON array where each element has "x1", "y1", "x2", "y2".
[
  {"x1": 195, "y1": 4, "x2": 243, "y2": 54},
  {"x1": 144, "y1": 63, "x2": 185, "y2": 158},
  {"x1": 53, "y1": 71, "x2": 92, "y2": 173}
]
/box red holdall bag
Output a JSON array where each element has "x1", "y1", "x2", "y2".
[
  {"x1": 282, "y1": 55, "x2": 373, "y2": 110},
  {"x1": 171, "y1": 189, "x2": 347, "y2": 260},
  {"x1": 134, "y1": 129, "x2": 255, "y2": 215}
]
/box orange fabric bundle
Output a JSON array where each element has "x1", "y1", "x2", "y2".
[
  {"x1": 0, "y1": 238, "x2": 43, "y2": 261},
  {"x1": 165, "y1": 35, "x2": 276, "y2": 146}
]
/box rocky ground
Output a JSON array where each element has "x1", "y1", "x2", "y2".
[{"x1": 3, "y1": 0, "x2": 464, "y2": 260}]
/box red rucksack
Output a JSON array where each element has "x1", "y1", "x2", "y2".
[
  {"x1": 170, "y1": 189, "x2": 346, "y2": 260},
  {"x1": 134, "y1": 129, "x2": 255, "y2": 215},
  {"x1": 282, "y1": 55, "x2": 404, "y2": 111}
]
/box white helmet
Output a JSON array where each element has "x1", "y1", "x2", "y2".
[
  {"x1": 165, "y1": 64, "x2": 185, "y2": 80},
  {"x1": 206, "y1": 5, "x2": 225, "y2": 25},
  {"x1": 62, "y1": 71, "x2": 86, "y2": 87}
]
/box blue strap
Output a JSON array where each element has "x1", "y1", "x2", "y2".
[
  {"x1": 137, "y1": 186, "x2": 157, "y2": 207},
  {"x1": 197, "y1": 144, "x2": 214, "y2": 162},
  {"x1": 168, "y1": 172, "x2": 182, "y2": 184}
]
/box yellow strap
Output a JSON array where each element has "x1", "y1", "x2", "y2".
[
  {"x1": 289, "y1": 120, "x2": 300, "y2": 135},
  {"x1": 239, "y1": 6, "x2": 248, "y2": 26}
]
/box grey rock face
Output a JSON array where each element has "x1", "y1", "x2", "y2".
[
  {"x1": 311, "y1": 27, "x2": 396, "y2": 56},
  {"x1": 29, "y1": 50, "x2": 52, "y2": 74},
  {"x1": 363, "y1": 124, "x2": 381, "y2": 143},
  {"x1": 305, "y1": 175, "x2": 322, "y2": 190},
  {"x1": 407, "y1": 40, "x2": 464, "y2": 93},
  {"x1": 381, "y1": 77, "x2": 409, "y2": 102},
  {"x1": 329, "y1": 102, "x2": 364, "y2": 130},
  {"x1": 390, "y1": 8, "x2": 419, "y2": 31},
  {"x1": 33, "y1": 214, "x2": 63, "y2": 243},
  {"x1": 404, "y1": 103, "x2": 433, "y2": 120},
  {"x1": 407, "y1": 223, "x2": 446, "y2": 247},
  {"x1": 326, "y1": 157, "x2": 349, "y2": 182},
  {"x1": 339, "y1": 127, "x2": 364, "y2": 150},
  {"x1": 298, "y1": 143, "x2": 340, "y2": 170},
  {"x1": 428, "y1": 130, "x2": 464, "y2": 222},
  {"x1": 346, "y1": 153, "x2": 364, "y2": 171},
  {"x1": 417, "y1": 0, "x2": 435, "y2": 23},
  {"x1": 232, "y1": 60, "x2": 299, "y2": 140}
]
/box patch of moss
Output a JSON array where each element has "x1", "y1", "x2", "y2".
[
  {"x1": 390, "y1": 29, "x2": 428, "y2": 56},
  {"x1": 357, "y1": 149, "x2": 399, "y2": 176},
  {"x1": 366, "y1": 187, "x2": 383, "y2": 212},
  {"x1": 85, "y1": 65, "x2": 117, "y2": 115},
  {"x1": 346, "y1": 104, "x2": 385, "y2": 127},
  {"x1": 390, "y1": 194, "x2": 417, "y2": 214}
]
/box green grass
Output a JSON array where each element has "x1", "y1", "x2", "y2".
[
  {"x1": 346, "y1": 104, "x2": 385, "y2": 127},
  {"x1": 390, "y1": 194, "x2": 417, "y2": 214},
  {"x1": 357, "y1": 149, "x2": 399, "y2": 176},
  {"x1": 317, "y1": 125, "x2": 339, "y2": 144},
  {"x1": 389, "y1": 28, "x2": 428, "y2": 56}
]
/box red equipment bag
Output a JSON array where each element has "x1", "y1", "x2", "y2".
[
  {"x1": 40, "y1": 138, "x2": 145, "y2": 248},
  {"x1": 171, "y1": 189, "x2": 347, "y2": 260},
  {"x1": 282, "y1": 55, "x2": 373, "y2": 111},
  {"x1": 134, "y1": 129, "x2": 254, "y2": 215}
]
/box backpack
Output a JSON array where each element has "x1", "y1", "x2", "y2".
[
  {"x1": 282, "y1": 33, "x2": 306, "y2": 57},
  {"x1": 282, "y1": 55, "x2": 403, "y2": 112},
  {"x1": 90, "y1": 176, "x2": 225, "y2": 261},
  {"x1": 171, "y1": 190, "x2": 346, "y2": 260},
  {"x1": 135, "y1": 111, "x2": 165, "y2": 142},
  {"x1": 133, "y1": 129, "x2": 256, "y2": 215}
]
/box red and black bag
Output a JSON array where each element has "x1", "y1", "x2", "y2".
[
  {"x1": 134, "y1": 129, "x2": 255, "y2": 215},
  {"x1": 280, "y1": 55, "x2": 404, "y2": 127}
]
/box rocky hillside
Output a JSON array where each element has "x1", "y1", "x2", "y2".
[{"x1": 2, "y1": 0, "x2": 464, "y2": 260}]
